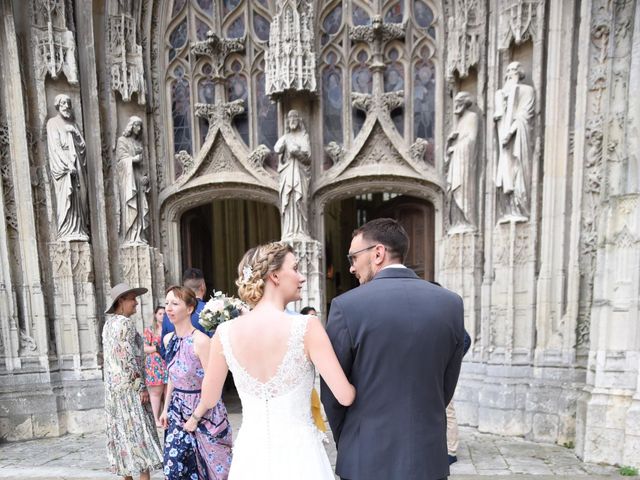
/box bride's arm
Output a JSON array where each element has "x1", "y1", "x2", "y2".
[
  {"x1": 189, "y1": 332, "x2": 229, "y2": 421},
  {"x1": 305, "y1": 316, "x2": 356, "y2": 406}
]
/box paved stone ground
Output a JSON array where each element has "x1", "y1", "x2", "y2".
[{"x1": 0, "y1": 417, "x2": 623, "y2": 480}]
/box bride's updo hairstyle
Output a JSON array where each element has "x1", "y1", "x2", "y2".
[{"x1": 236, "y1": 242, "x2": 294, "y2": 307}]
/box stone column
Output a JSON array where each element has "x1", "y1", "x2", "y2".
[
  {"x1": 49, "y1": 241, "x2": 100, "y2": 373},
  {"x1": 286, "y1": 234, "x2": 323, "y2": 314},
  {"x1": 119, "y1": 244, "x2": 165, "y2": 333}
]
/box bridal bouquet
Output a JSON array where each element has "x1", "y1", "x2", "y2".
[{"x1": 199, "y1": 291, "x2": 247, "y2": 332}]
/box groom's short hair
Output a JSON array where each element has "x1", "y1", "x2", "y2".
[{"x1": 353, "y1": 218, "x2": 409, "y2": 263}]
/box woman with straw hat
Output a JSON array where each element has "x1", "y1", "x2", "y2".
[{"x1": 102, "y1": 283, "x2": 163, "y2": 480}]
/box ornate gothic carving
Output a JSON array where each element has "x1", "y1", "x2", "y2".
[
  {"x1": 19, "y1": 330, "x2": 37, "y2": 353},
  {"x1": 107, "y1": 13, "x2": 146, "y2": 104},
  {"x1": 175, "y1": 150, "x2": 194, "y2": 177},
  {"x1": 265, "y1": 0, "x2": 317, "y2": 96},
  {"x1": 31, "y1": 0, "x2": 79, "y2": 84},
  {"x1": 0, "y1": 123, "x2": 17, "y2": 232},
  {"x1": 498, "y1": 0, "x2": 543, "y2": 51},
  {"x1": 274, "y1": 110, "x2": 311, "y2": 239},
  {"x1": 446, "y1": 0, "x2": 485, "y2": 79},
  {"x1": 410, "y1": 138, "x2": 430, "y2": 164},
  {"x1": 494, "y1": 62, "x2": 535, "y2": 222},
  {"x1": 195, "y1": 99, "x2": 246, "y2": 134},
  {"x1": 352, "y1": 125, "x2": 404, "y2": 168},
  {"x1": 116, "y1": 117, "x2": 149, "y2": 245},
  {"x1": 352, "y1": 91, "x2": 404, "y2": 114},
  {"x1": 191, "y1": 31, "x2": 245, "y2": 80},
  {"x1": 446, "y1": 92, "x2": 481, "y2": 230},
  {"x1": 324, "y1": 142, "x2": 344, "y2": 165},
  {"x1": 248, "y1": 145, "x2": 271, "y2": 170},
  {"x1": 350, "y1": 15, "x2": 405, "y2": 67}
]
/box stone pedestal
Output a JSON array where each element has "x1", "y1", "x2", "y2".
[
  {"x1": 284, "y1": 234, "x2": 323, "y2": 316},
  {"x1": 49, "y1": 241, "x2": 100, "y2": 376},
  {"x1": 119, "y1": 244, "x2": 165, "y2": 333}
]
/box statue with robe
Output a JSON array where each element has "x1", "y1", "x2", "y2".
[
  {"x1": 46, "y1": 94, "x2": 90, "y2": 241},
  {"x1": 274, "y1": 110, "x2": 311, "y2": 238},
  {"x1": 116, "y1": 116, "x2": 149, "y2": 244},
  {"x1": 446, "y1": 91, "x2": 481, "y2": 230},
  {"x1": 494, "y1": 61, "x2": 535, "y2": 221}
]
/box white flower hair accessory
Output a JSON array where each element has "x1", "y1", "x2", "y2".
[{"x1": 242, "y1": 265, "x2": 253, "y2": 283}]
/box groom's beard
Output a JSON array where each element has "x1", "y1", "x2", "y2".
[{"x1": 357, "y1": 264, "x2": 376, "y2": 284}]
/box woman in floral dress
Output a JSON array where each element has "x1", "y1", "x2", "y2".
[
  {"x1": 143, "y1": 306, "x2": 168, "y2": 425},
  {"x1": 159, "y1": 286, "x2": 233, "y2": 479},
  {"x1": 102, "y1": 283, "x2": 163, "y2": 480}
]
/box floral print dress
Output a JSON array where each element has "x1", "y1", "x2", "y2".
[
  {"x1": 164, "y1": 331, "x2": 233, "y2": 479},
  {"x1": 103, "y1": 314, "x2": 163, "y2": 476},
  {"x1": 143, "y1": 327, "x2": 168, "y2": 386}
]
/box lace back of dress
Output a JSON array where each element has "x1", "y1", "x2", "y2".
[{"x1": 219, "y1": 315, "x2": 313, "y2": 399}]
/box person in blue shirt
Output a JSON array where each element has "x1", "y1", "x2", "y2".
[{"x1": 159, "y1": 268, "x2": 211, "y2": 359}]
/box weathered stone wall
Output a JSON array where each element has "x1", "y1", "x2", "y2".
[{"x1": 0, "y1": 0, "x2": 637, "y2": 469}]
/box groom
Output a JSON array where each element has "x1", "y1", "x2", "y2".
[{"x1": 321, "y1": 218, "x2": 465, "y2": 480}]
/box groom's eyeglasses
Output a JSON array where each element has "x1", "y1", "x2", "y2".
[{"x1": 347, "y1": 245, "x2": 376, "y2": 266}]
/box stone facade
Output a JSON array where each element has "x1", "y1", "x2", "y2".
[{"x1": 0, "y1": 0, "x2": 638, "y2": 469}]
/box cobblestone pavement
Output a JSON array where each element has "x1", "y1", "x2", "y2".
[{"x1": 0, "y1": 419, "x2": 623, "y2": 479}]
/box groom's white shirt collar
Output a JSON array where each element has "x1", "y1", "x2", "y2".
[{"x1": 382, "y1": 263, "x2": 407, "y2": 270}]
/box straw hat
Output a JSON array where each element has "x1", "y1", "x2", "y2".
[{"x1": 104, "y1": 283, "x2": 148, "y2": 314}]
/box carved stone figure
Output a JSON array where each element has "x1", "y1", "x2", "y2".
[
  {"x1": 46, "y1": 94, "x2": 89, "y2": 241},
  {"x1": 494, "y1": 62, "x2": 535, "y2": 221},
  {"x1": 274, "y1": 110, "x2": 311, "y2": 238},
  {"x1": 116, "y1": 116, "x2": 149, "y2": 244},
  {"x1": 446, "y1": 92, "x2": 481, "y2": 229},
  {"x1": 265, "y1": 0, "x2": 317, "y2": 95}
]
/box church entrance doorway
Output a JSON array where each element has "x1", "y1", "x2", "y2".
[
  {"x1": 324, "y1": 193, "x2": 435, "y2": 310},
  {"x1": 180, "y1": 199, "x2": 281, "y2": 298}
]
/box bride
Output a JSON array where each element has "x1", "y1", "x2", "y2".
[{"x1": 187, "y1": 242, "x2": 355, "y2": 479}]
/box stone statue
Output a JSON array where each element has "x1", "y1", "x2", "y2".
[
  {"x1": 116, "y1": 116, "x2": 149, "y2": 244},
  {"x1": 494, "y1": 61, "x2": 535, "y2": 221},
  {"x1": 274, "y1": 110, "x2": 311, "y2": 238},
  {"x1": 446, "y1": 92, "x2": 481, "y2": 230},
  {"x1": 46, "y1": 94, "x2": 89, "y2": 241}
]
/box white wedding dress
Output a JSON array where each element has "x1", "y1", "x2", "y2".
[{"x1": 217, "y1": 315, "x2": 334, "y2": 479}]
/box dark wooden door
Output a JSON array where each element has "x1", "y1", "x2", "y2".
[{"x1": 374, "y1": 197, "x2": 435, "y2": 281}]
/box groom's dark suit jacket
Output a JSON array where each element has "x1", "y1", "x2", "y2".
[{"x1": 321, "y1": 267, "x2": 464, "y2": 480}]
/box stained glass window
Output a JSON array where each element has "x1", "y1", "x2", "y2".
[
  {"x1": 384, "y1": 2, "x2": 403, "y2": 23},
  {"x1": 352, "y1": 51, "x2": 371, "y2": 137},
  {"x1": 323, "y1": 54, "x2": 343, "y2": 146},
  {"x1": 196, "y1": 18, "x2": 209, "y2": 40},
  {"x1": 196, "y1": 0, "x2": 213, "y2": 15},
  {"x1": 253, "y1": 12, "x2": 270, "y2": 41},
  {"x1": 223, "y1": 0, "x2": 241, "y2": 16},
  {"x1": 227, "y1": 66, "x2": 249, "y2": 145},
  {"x1": 256, "y1": 72, "x2": 278, "y2": 169},
  {"x1": 414, "y1": 0, "x2": 434, "y2": 29},
  {"x1": 352, "y1": 5, "x2": 370, "y2": 26},
  {"x1": 172, "y1": 0, "x2": 187, "y2": 16},
  {"x1": 168, "y1": 19, "x2": 188, "y2": 61},
  {"x1": 323, "y1": 5, "x2": 342, "y2": 35},
  {"x1": 172, "y1": 67, "x2": 192, "y2": 155},
  {"x1": 413, "y1": 58, "x2": 435, "y2": 142},
  {"x1": 227, "y1": 16, "x2": 245, "y2": 38}
]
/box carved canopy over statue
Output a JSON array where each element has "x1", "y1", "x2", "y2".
[
  {"x1": 265, "y1": 0, "x2": 317, "y2": 96},
  {"x1": 446, "y1": 92, "x2": 481, "y2": 230},
  {"x1": 274, "y1": 110, "x2": 311, "y2": 239},
  {"x1": 116, "y1": 116, "x2": 149, "y2": 244},
  {"x1": 46, "y1": 94, "x2": 89, "y2": 241},
  {"x1": 494, "y1": 61, "x2": 535, "y2": 221}
]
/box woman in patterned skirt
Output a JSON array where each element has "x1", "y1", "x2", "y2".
[
  {"x1": 102, "y1": 283, "x2": 163, "y2": 480},
  {"x1": 159, "y1": 286, "x2": 233, "y2": 479},
  {"x1": 143, "y1": 306, "x2": 168, "y2": 425}
]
